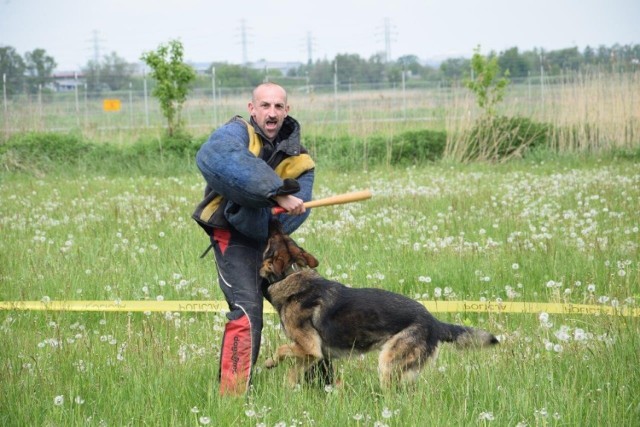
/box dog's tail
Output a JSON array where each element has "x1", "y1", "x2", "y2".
[{"x1": 437, "y1": 322, "x2": 499, "y2": 349}]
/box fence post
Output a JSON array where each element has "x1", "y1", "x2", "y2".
[
  {"x1": 539, "y1": 54, "x2": 545, "y2": 114},
  {"x1": 129, "y1": 82, "x2": 133, "y2": 129},
  {"x1": 333, "y1": 61, "x2": 338, "y2": 122},
  {"x1": 402, "y1": 69, "x2": 407, "y2": 120},
  {"x1": 211, "y1": 67, "x2": 217, "y2": 126},
  {"x1": 84, "y1": 83, "x2": 88, "y2": 127},
  {"x1": 2, "y1": 73, "x2": 7, "y2": 136},
  {"x1": 38, "y1": 84, "x2": 43, "y2": 128},
  {"x1": 143, "y1": 68, "x2": 149, "y2": 127},
  {"x1": 2, "y1": 73, "x2": 6, "y2": 112},
  {"x1": 74, "y1": 72, "x2": 80, "y2": 128}
]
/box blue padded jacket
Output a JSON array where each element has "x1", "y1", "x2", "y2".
[{"x1": 193, "y1": 115, "x2": 315, "y2": 242}]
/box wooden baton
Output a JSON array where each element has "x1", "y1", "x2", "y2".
[{"x1": 271, "y1": 189, "x2": 373, "y2": 215}]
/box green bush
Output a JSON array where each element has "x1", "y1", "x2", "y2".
[
  {"x1": 0, "y1": 131, "x2": 203, "y2": 176},
  {"x1": 126, "y1": 132, "x2": 201, "y2": 158},
  {"x1": 389, "y1": 129, "x2": 447, "y2": 163},
  {"x1": 463, "y1": 115, "x2": 552, "y2": 161},
  {"x1": 306, "y1": 129, "x2": 446, "y2": 169},
  {"x1": 0, "y1": 132, "x2": 92, "y2": 162}
]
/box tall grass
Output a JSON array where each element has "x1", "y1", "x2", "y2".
[
  {"x1": 1, "y1": 157, "x2": 638, "y2": 425},
  {"x1": 446, "y1": 71, "x2": 640, "y2": 158}
]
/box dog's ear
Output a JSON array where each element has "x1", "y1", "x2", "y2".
[
  {"x1": 283, "y1": 235, "x2": 319, "y2": 269},
  {"x1": 260, "y1": 233, "x2": 290, "y2": 281},
  {"x1": 300, "y1": 250, "x2": 319, "y2": 268}
]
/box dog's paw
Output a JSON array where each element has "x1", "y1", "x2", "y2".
[{"x1": 264, "y1": 358, "x2": 277, "y2": 369}]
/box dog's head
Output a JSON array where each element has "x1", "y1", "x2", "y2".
[{"x1": 260, "y1": 220, "x2": 319, "y2": 283}]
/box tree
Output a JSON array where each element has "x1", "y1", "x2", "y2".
[
  {"x1": 464, "y1": 46, "x2": 510, "y2": 117},
  {"x1": 0, "y1": 46, "x2": 26, "y2": 97},
  {"x1": 439, "y1": 57, "x2": 470, "y2": 81},
  {"x1": 24, "y1": 48, "x2": 57, "y2": 94},
  {"x1": 83, "y1": 52, "x2": 135, "y2": 92},
  {"x1": 308, "y1": 59, "x2": 333, "y2": 85},
  {"x1": 334, "y1": 53, "x2": 368, "y2": 83},
  {"x1": 498, "y1": 47, "x2": 529, "y2": 78},
  {"x1": 101, "y1": 52, "x2": 136, "y2": 91},
  {"x1": 141, "y1": 40, "x2": 196, "y2": 136}
]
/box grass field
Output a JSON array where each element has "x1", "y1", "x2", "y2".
[{"x1": 1, "y1": 156, "x2": 638, "y2": 426}]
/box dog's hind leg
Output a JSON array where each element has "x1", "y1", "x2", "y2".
[{"x1": 378, "y1": 330, "x2": 436, "y2": 388}]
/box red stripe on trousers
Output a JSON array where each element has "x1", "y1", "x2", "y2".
[
  {"x1": 212, "y1": 228, "x2": 231, "y2": 255},
  {"x1": 219, "y1": 314, "x2": 252, "y2": 395}
]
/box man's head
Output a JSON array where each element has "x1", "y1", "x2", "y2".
[{"x1": 248, "y1": 83, "x2": 290, "y2": 141}]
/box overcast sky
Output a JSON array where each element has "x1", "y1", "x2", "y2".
[{"x1": 1, "y1": 0, "x2": 638, "y2": 71}]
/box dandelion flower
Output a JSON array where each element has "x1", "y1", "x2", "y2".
[
  {"x1": 198, "y1": 416, "x2": 211, "y2": 425},
  {"x1": 382, "y1": 408, "x2": 393, "y2": 419},
  {"x1": 53, "y1": 395, "x2": 64, "y2": 406},
  {"x1": 478, "y1": 411, "x2": 495, "y2": 421}
]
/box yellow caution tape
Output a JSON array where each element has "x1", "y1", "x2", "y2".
[{"x1": 0, "y1": 300, "x2": 637, "y2": 316}]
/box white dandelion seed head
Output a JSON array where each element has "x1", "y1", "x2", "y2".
[
  {"x1": 478, "y1": 411, "x2": 495, "y2": 421},
  {"x1": 53, "y1": 395, "x2": 64, "y2": 406}
]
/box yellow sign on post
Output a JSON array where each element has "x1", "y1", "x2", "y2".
[{"x1": 103, "y1": 99, "x2": 122, "y2": 112}]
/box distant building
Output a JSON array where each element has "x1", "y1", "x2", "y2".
[
  {"x1": 248, "y1": 60, "x2": 302, "y2": 76},
  {"x1": 51, "y1": 71, "x2": 84, "y2": 92},
  {"x1": 187, "y1": 62, "x2": 213, "y2": 75}
]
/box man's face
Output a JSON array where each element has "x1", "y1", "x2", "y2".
[{"x1": 248, "y1": 85, "x2": 290, "y2": 141}]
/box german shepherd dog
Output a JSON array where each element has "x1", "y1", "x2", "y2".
[{"x1": 259, "y1": 221, "x2": 499, "y2": 388}]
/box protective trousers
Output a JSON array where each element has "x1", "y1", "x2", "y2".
[{"x1": 211, "y1": 228, "x2": 266, "y2": 395}]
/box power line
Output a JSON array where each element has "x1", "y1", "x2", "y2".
[
  {"x1": 237, "y1": 20, "x2": 251, "y2": 65},
  {"x1": 87, "y1": 29, "x2": 106, "y2": 64},
  {"x1": 376, "y1": 17, "x2": 397, "y2": 63}
]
